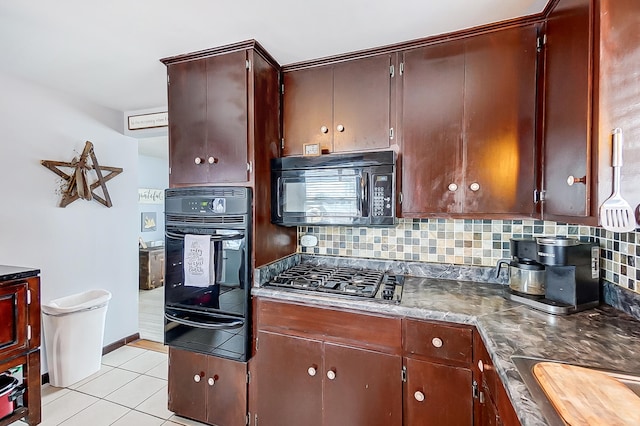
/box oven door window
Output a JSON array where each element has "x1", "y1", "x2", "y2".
[
  {"x1": 281, "y1": 169, "x2": 364, "y2": 221},
  {"x1": 165, "y1": 228, "x2": 248, "y2": 317}
]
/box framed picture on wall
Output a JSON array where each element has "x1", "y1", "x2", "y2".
[{"x1": 141, "y1": 212, "x2": 157, "y2": 232}]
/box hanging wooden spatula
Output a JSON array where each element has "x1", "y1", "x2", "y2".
[{"x1": 599, "y1": 128, "x2": 636, "y2": 232}]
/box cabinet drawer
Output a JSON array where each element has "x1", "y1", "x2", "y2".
[
  {"x1": 0, "y1": 282, "x2": 28, "y2": 358},
  {"x1": 256, "y1": 299, "x2": 402, "y2": 355},
  {"x1": 403, "y1": 319, "x2": 472, "y2": 365}
]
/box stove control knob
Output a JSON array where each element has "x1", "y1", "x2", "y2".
[
  {"x1": 308, "y1": 367, "x2": 317, "y2": 377},
  {"x1": 414, "y1": 391, "x2": 425, "y2": 402},
  {"x1": 431, "y1": 337, "x2": 443, "y2": 348},
  {"x1": 327, "y1": 369, "x2": 336, "y2": 380}
]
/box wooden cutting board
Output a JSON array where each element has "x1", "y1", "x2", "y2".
[{"x1": 533, "y1": 362, "x2": 640, "y2": 426}]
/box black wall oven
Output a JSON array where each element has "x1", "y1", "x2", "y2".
[{"x1": 164, "y1": 187, "x2": 251, "y2": 362}]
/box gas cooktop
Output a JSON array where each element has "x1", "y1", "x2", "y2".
[{"x1": 265, "y1": 264, "x2": 404, "y2": 302}]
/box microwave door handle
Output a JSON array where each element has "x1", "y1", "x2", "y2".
[
  {"x1": 361, "y1": 173, "x2": 369, "y2": 216},
  {"x1": 277, "y1": 176, "x2": 282, "y2": 218}
]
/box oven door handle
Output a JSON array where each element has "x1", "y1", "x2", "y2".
[
  {"x1": 164, "y1": 311, "x2": 244, "y2": 330},
  {"x1": 165, "y1": 231, "x2": 244, "y2": 241}
]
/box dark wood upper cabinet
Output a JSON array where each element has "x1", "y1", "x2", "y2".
[
  {"x1": 282, "y1": 66, "x2": 333, "y2": 155},
  {"x1": 282, "y1": 54, "x2": 393, "y2": 155},
  {"x1": 400, "y1": 24, "x2": 538, "y2": 217},
  {"x1": 400, "y1": 40, "x2": 465, "y2": 215},
  {"x1": 542, "y1": 0, "x2": 640, "y2": 225},
  {"x1": 166, "y1": 51, "x2": 248, "y2": 185},
  {"x1": 542, "y1": 0, "x2": 591, "y2": 218},
  {"x1": 464, "y1": 25, "x2": 538, "y2": 216}
]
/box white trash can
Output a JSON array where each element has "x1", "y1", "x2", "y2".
[{"x1": 42, "y1": 289, "x2": 111, "y2": 387}]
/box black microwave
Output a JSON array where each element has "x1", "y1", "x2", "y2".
[{"x1": 271, "y1": 151, "x2": 397, "y2": 227}]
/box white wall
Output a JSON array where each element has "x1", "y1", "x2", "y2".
[{"x1": 0, "y1": 71, "x2": 139, "y2": 371}]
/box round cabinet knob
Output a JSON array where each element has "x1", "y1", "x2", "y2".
[
  {"x1": 194, "y1": 157, "x2": 203, "y2": 165},
  {"x1": 193, "y1": 374, "x2": 201, "y2": 383},
  {"x1": 566, "y1": 175, "x2": 586, "y2": 186},
  {"x1": 336, "y1": 124, "x2": 345, "y2": 132},
  {"x1": 477, "y1": 360, "x2": 484, "y2": 372},
  {"x1": 431, "y1": 337, "x2": 443, "y2": 348},
  {"x1": 208, "y1": 377, "x2": 215, "y2": 386},
  {"x1": 308, "y1": 367, "x2": 317, "y2": 377},
  {"x1": 414, "y1": 391, "x2": 425, "y2": 402},
  {"x1": 447, "y1": 183, "x2": 458, "y2": 192},
  {"x1": 326, "y1": 370, "x2": 336, "y2": 380},
  {"x1": 208, "y1": 156, "x2": 218, "y2": 164},
  {"x1": 469, "y1": 182, "x2": 480, "y2": 192},
  {"x1": 320, "y1": 126, "x2": 329, "y2": 134}
]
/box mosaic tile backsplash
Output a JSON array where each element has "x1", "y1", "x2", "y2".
[{"x1": 298, "y1": 219, "x2": 639, "y2": 295}]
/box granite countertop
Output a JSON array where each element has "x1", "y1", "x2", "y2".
[
  {"x1": 0, "y1": 264, "x2": 40, "y2": 282},
  {"x1": 252, "y1": 276, "x2": 640, "y2": 426}
]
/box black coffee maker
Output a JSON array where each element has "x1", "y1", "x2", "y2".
[{"x1": 536, "y1": 236, "x2": 600, "y2": 308}]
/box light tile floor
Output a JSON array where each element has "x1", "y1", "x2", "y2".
[{"x1": 13, "y1": 344, "x2": 208, "y2": 426}]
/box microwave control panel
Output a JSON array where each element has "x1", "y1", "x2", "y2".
[{"x1": 372, "y1": 174, "x2": 393, "y2": 217}]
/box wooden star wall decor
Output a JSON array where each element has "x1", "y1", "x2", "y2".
[{"x1": 41, "y1": 141, "x2": 123, "y2": 208}]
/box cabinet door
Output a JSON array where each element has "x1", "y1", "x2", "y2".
[
  {"x1": 543, "y1": 0, "x2": 591, "y2": 216},
  {"x1": 464, "y1": 25, "x2": 538, "y2": 215},
  {"x1": 205, "y1": 51, "x2": 249, "y2": 183},
  {"x1": 206, "y1": 356, "x2": 247, "y2": 426},
  {"x1": 168, "y1": 348, "x2": 207, "y2": 423},
  {"x1": 167, "y1": 60, "x2": 208, "y2": 186},
  {"x1": 282, "y1": 66, "x2": 333, "y2": 156},
  {"x1": 400, "y1": 42, "x2": 465, "y2": 215},
  {"x1": 333, "y1": 54, "x2": 392, "y2": 153},
  {"x1": 255, "y1": 331, "x2": 322, "y2": 426},
  {"x1": 324, "y1": 343, "x2": 402, "y2": 426},
  {"x1": 404, "y1": 358, "x2": 473, "y2": 426},
  {"x1": 0, "y1": 282, "x2": 28, "y2": 359}
]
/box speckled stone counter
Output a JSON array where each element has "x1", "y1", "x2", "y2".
[
  {"x1": 0, "y1": 265, "x2": 40, "y2": 282},
  {"x1": 253, "y1": 260, "x2": 640, "y2": 426}
]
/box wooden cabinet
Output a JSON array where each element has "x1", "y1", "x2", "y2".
[
  {"x1": 165, "y1": 50, "x2": 249, "y2": 186},
  {"x1": 400, "y1": 24, "x2": 538, "y2": 217},
  {"x1": 542, "y1": 0, "x2": 640, "y2": 224},
  {"x1": 139, "y1": 247, "x2": 164, "y2": 290},
  {"x1": 282, "y1": 54, "x2": 394, "y2": 155},
  {"x1": 402, "y1": 319, "x2": 474, "y2": 426},
  {"x1": 473, "y1": 333, "x2": 520, "y2": 426},
  {"x1": 253, "y1": 299, "x2": 403, "y2": 426},
  {"x1": 0, "y1": 269, "x2": 41, "y2": 426},
  {"x1": 168, "y1": 347, "x2": 247, "y2": 426}
]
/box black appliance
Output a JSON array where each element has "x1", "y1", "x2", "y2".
[
  {"x1": 271, "y1": 150, "x2": 396, "y2": 227},
  {"x1": 164, "y1": 187, "x2": 251, "y2": 362},
  {"x1": 536, "y1": 236, "x2": 600, "y2": 307},
  {"x1": 504, "y1": 236, "x2": 600, "y2": 315},
  {"x1": 264, "y1": 264, "x2": 404, "y2": 303}
]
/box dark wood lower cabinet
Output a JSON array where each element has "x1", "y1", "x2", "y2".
[
  {"x1": 473, "y1": 333, "x2": 520, "y2": 426},
  {"x1": 404, "y1": 357, "x2": 473, "y2": 425},
  {"x1": 254, "y1": 330, "x2": 402, "y2": 426},
  {"x1": 254, "y1": 332, "x2": 322, "y2": 426},
  {"x1": 168, "y1": 347, "x2": 247, "y2": 426}
]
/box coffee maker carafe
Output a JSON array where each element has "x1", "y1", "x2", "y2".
[
  {"x1": 536, "y1": 236, "x2": 600, "y2": 307},
  {"x1": 496, "y1": 238, "x2": 545, "y2": 297}
]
